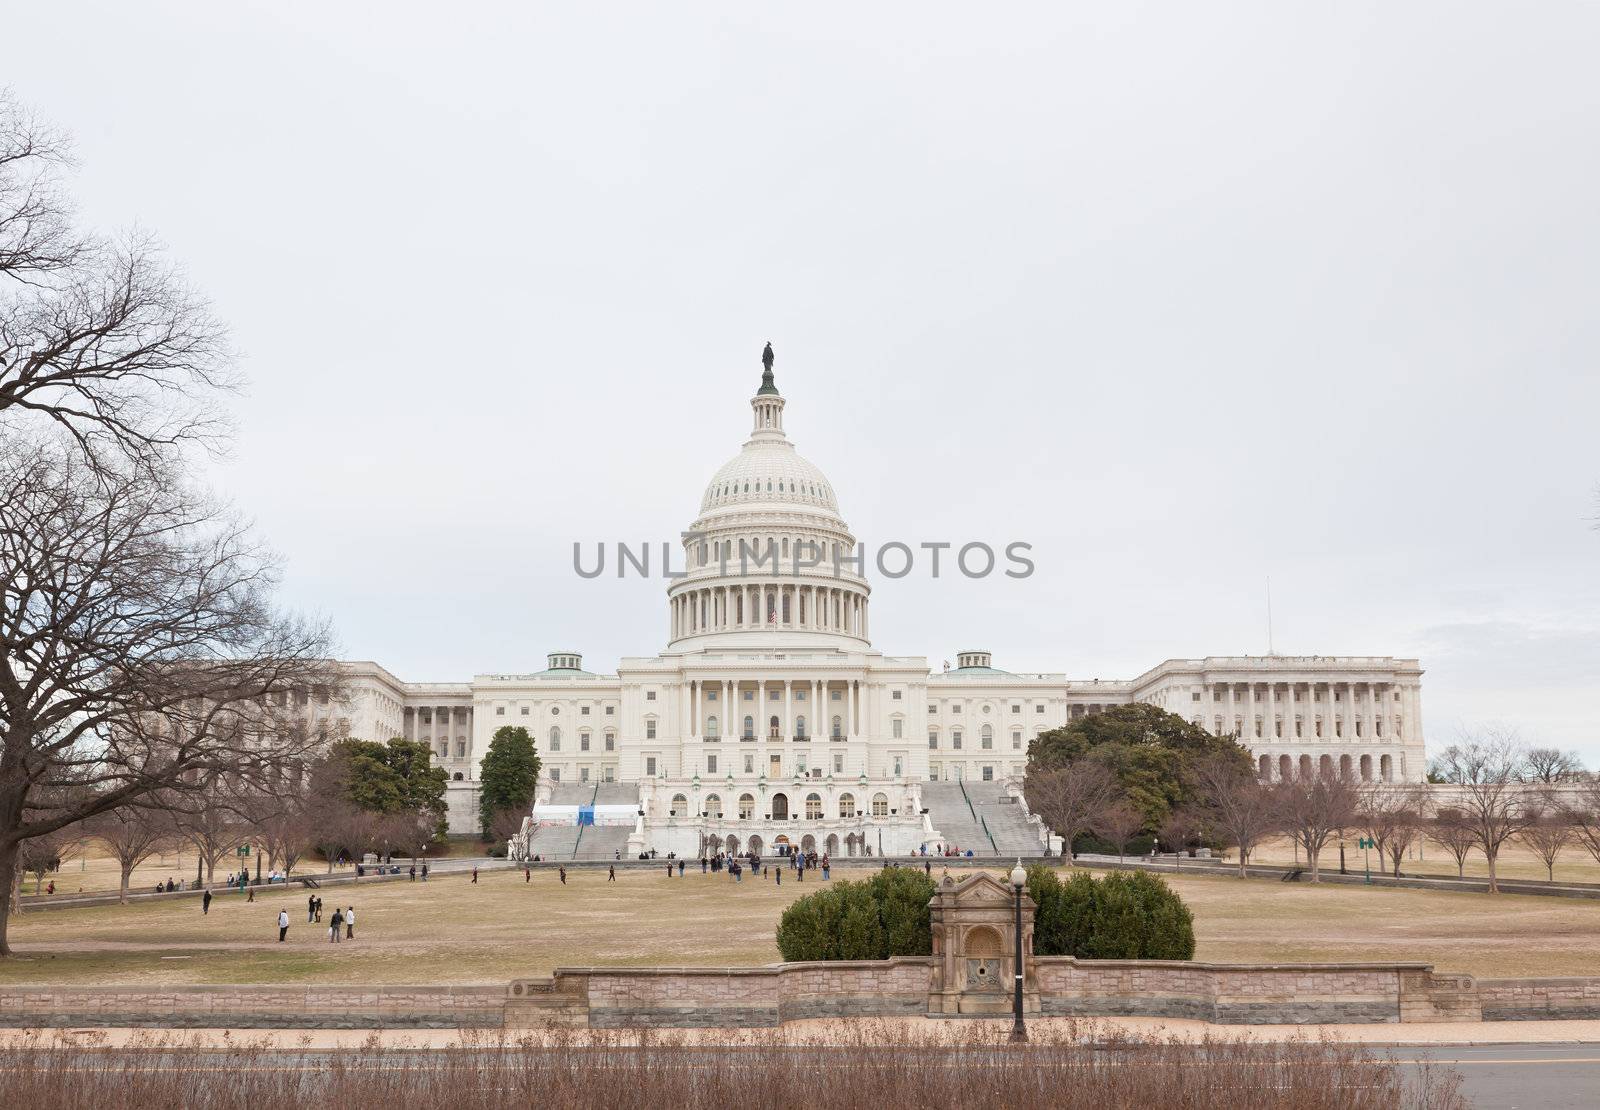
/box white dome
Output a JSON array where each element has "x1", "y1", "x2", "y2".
[{"x1": 699, "y1": 441, "x2": 840, "y2": 516}]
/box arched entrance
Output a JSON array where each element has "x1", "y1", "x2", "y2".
[
  {"x1": 1360, "y1": 754, "x2": 1373, "y2": 782},
  {"x1": 747, "y1": 835, "x2": 764, "y2": 857},
  {"x1": 771, "y1": 792, "x2": 789, "y2": 821},
  {"x1": 800, "y1": 834, "x2": 816, "y2": 854},
  {"x1": 1258, "y1": 754, "x2": 1272, "y2": 781},
  {"x1": 824, "y1": 833, "x2": 839, "y2": 856},
  {"x1": 1318, "y1": 754, "x2": 1334, "y2": 778},
  {"x1": 1278, "y1": 754, "x2": 1292, "y2": 781},
  {"x1": 1298, "y1": 754, "x2": 1313, "y2": 780},
  {"x1": 1339, "y1": 754, "x2": 1352, "y2": 780},
  {"x1": 724, "y1": 835, "x2": 739, "y2": 855}
]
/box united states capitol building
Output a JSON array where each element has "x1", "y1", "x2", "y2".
[{"x1": 330, "y1": 354, "x2": 1429, "y2": 857}]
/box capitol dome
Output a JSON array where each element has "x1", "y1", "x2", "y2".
[{"x1": 699, "y1": 442, "x2": 839, "y2": 516}]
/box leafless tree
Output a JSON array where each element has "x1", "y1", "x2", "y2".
[
  {"x1": 1273, "y1": 774, "x2": 1358, "y2": 883},
  {"x1": 1519, "y1": 794, "x2": 1573, "y2": 882},
  {"x1": 0, "y1": 91, "x2": 236, "y2": 466},
  {"x1": 487, "y1": 807, "x2": 528, "y2": 853},
  {"x1": 1431, "y1": 809, "x2": 1478, "y2": 879},
  {"x1": 1431, "y1": 730, "x2": 1535, "y2": 893},
  {"x1": 1189, "y1": 753, "x2": 1279, "y2": 878},
  {"x1": 171, "y1": 780, "x2": 248, "y2": 889},
  {"x1": 1357, "y1": 784, "x2": 1428, "y2": 878},
  {"x1": 0, "y1": 439, "x2": 336, "y2": 954},
  {"x1": 1024, "y1": 760, "x2": 1121, "y2": 864},
  {"x1": 1091, "y1": 800, "x2": 1142, "y2": 861},
  {"x1": 87, "y1": 802, "x2": 175, "y2": 904},
  {"x1": 1521, "y1": 746, "x2": 1584, "y2": 784},
  {"x1": 1157, "y1": 806, "x2": 1202, "y2": 871},
  {"x1": 1565, "y1": 778, "x2": 1600, "y2": 874}
]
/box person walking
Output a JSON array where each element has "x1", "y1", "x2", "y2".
[
  {"x1": 247, "y1": 885, "x2": 255, "y2": 904},
  {"x1": 558, "y1": 866, "x2": 567, "y2": 885},
  {"x1": 525, "y1": 866, "x2": 531, "y2": 883},
  {"x1": 472, "y1": 867, "x2": 478, "y2": 884},
  {"x1": 314, "y1": 896, "x2": 323, "y2": 923},
  {"x1": 666, "y1": 862, "x2": 673, "y2": 879},
  {"x1": 345, "y1": 906, "x2": 355, "y2": 940},
  {"x1": 409, "y1": 864, "x2": 417, "y2": 881},
  {"x1": 202, "y1": 888, "x2": 213, "y2": 915},
  {"x1": 329, "y1": 907, "x2": 342, "y2": 943},
  {"x1": 677, "y1": 859, "x2": 685, "y2": 877},
  {"x1": 307, "y1": 895, "x2": 316, "y2": 924},
  {"x1": 277, "y1": 909, "x2": 289, "y2": 942},
  {"x1": 607, "y1": 865, "x2": 615, "y2": 882},
  {"x1": 421, "y1": 863, "x2": 429, "y2": 882}
]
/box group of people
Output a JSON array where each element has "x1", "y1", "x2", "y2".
[{"x1": 291, "y1": 895, "x2": 356, "y2": 942}]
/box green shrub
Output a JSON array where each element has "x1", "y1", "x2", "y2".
[
  {"x1": 1026, "y1": 865, "x2": 1194, "y2": 960},
  {"x1": 775, "y1": 868, "x2": 935, "y2": 961}
]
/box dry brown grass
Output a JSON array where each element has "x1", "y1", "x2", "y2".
[
  {"x1": 0, "y1": 1024, "x2": 1466, "y2": 1110},
  {"x1": 1245, "y1": 835, "x2": 1600, "y2": 885},
  {"x1": 4, "y1": 862, "x2": 1598, "y2": 986}
]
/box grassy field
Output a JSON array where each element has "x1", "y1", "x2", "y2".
[
  {"x1": 1244, "y1": 835, "x2": 1600, "y2": 884},
  {"x1": 4, "y1": 861, "x2": 1597, "y2": 986}
]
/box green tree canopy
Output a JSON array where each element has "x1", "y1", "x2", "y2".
[
  {"x1": 775, "y1": 868, "x2": 935, "y2": 962},
  {"x1": 1027, "y1": 703, "x2": 1252, "y2": 829},
  {"x1": 1025, "y1": 865, "x2": 1195, "y2": 960},
  {"x1": 478, "y1": 726, "x2": 542, "y2": 840},
  {"x1": 319, "y1": 738, "x2": 448, "y2": 839}
]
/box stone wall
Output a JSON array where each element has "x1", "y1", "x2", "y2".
[
  {"x1": 8, "y1": 964, "x2": 1600, "y2": 1029},
  {"x1": 0, "y1": 984, "x2": 505, "y2": 1029},
  {"x1": 1479, "y1": 978, "x2": 1600, "y2": 1021}
]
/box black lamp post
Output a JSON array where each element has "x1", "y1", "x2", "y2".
[{"x1": 1009, "y1": 858, "x2": 1027, "y2": 1043}]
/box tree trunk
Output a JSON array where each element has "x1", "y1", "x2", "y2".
[
  {"x1": 0, "y1": 840, "x2": 19, "y2": 953},
  {"x1": 1485, "y1": 850, "x2": 1499, "y2": 894},
  {"x1": 119, "y1": 863, "x2": 133, "y2": 905},
  {"x1": 1238, "y1": 849, "x2": 1248, "y2": 879},
  {"x1": 1308, "y1": 845, "x2": 1320, "y2": 883}
]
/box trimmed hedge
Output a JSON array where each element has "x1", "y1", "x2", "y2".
[
  {"x1": 775, "y1": 868, "x2": 935, "y2": 962},
  {"x1": 1026, "y1": 865, "x2": 1195, "y2": 960}
]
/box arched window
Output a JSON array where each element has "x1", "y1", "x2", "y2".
[
  {"x1": 743, "y1": 715, "x2": 754, "y2": 739},
  {"x1": 951, "y1": 729, "x2": 963, "y2": 750},
  {"x1": 831, "y1": 715, "x2": 842, "y2": 738},
  {"x1": 871, "y1": 792, "x2": 888, "y2": 816},
  {"x1": 706, "y1": 715, "x2": 719, "y2": 738},
  {"x1": 579, "y1": 730, "x2": 590, "y2": 751},
  {"x1": 981, "y1": 724, "x2": 993, "y2": 750},
  {"x1": 795, "y1": 715, "x2": 806, "y2": 738},
  {"x1": 604, "y1": 730, "x2": 615, "y2": 751},
  {"x1": 769, "y1": 715, "x2": 780, "y2": 738},
  {"x1": 670, "y1": 793, "x2": 688, "y2": 818},
  {"x1": 549, "y1": 726, "x2": 561, "y2": 752},
  {"x1": 738, "y1": 793, "x2": 755, "y2": 819},
  {"x1": 839, "y1": 793, "x2": 856, "y2": 818},
  {"x1": 705, "y1": 794, "x2": 723, "y2": 818},
  {"x1": 805, "y1": 793, "x2": 823, "y2": 819}
]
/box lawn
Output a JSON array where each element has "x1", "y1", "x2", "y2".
[{"x1": 3, "y1": 862, "x2": 1597, "y2": 986}]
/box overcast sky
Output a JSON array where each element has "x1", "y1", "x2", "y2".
[{"x1": 11, "y1": 2, "x2": 1598, "y2": 762}]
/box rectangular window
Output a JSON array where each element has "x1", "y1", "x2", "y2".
[
  {"x1": 952, "y1": 732, "x2": 962, "y2": 750},
  {"x1": 1011, "y1": 704, "x2": 1020, "y2": 713},
  {"x1": 928, "y1": 705, "x2": 937, "y2": 714},
  {"x1": 646, "y1": 690, "x2": 656, "y2": 701},
  {"x1": 893, "y1": 755, "x2": 903, "y2": 776},
  {"x1": 550, "y1": 767, "x2": 560, "y2": 782},
  {"x1": 604, "y1": 765, "x2": 615, "y2": 782},
  {"x1": 580, "y1": 766, "x2": 589, "y2": 783},
  {"x1": 520, "y1": 706, "x2": 529, "y2": 716},
  {"x1": 580, "y1": 734, "x2": 590, "y2": 751},
  {"x1": 605, "y1": 734, "x2": 615, "y2": 751},
  {"x1": 928, "y1": 733, "x2": 938, "y2": 749},
  {"x1": 646, "y1": 720, "x2": 657, "y2": 740},
  {"x1": 707, "y1": 690, "x2": 717, "y2": 701},
  {"x1": 1192, "y1": 692, "x2": 1201, "y2": 701},
  {"x1": 551, "y1": 735, "x2": 560, "y2": 751},
  {"x1": 645, "y1": 756, "x2": 657, "y2": 776},
  {"x1": 892, "y1": 719, "x2": 903, "y2": 738},
  {"x1": 892, "y1": 690, "x2": 902, "y2": 700},
  {"x1": 745, "y1": 691, "x2": 754, "y2": 700},
  {"x1": 831, "y1": 690, "x2": 841, "y2": 701},
  {"x1": 605, "y1": 705, "x2": 615, "y2": 715},
  {"x1": 833, "y1": 753, "x2": 843, "y2": 773},
  {"x1": 581, "y1": 705, "x2": 591, "y2": 715},
  {"x1": 982, "y1": 766, "x2": 994, "y2": 781},
  {"x1": 707, "y1": 755, "x2": 718, "y2": 774},
  {"x1": 929, "y1": 763, "x2": 941, "y2": 781},
  {"x1": 744, "y1": 754, "x2": 754, "y2": 773},
  {"x1": 495, "y1": 706, "x2": 505, "y2": 716},
  {"x1": 1036, "y1": 705, "x2": 1045, "y2": 714}
]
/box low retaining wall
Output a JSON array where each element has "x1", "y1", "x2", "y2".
[
  {"x1": 5, "y1": 963, "x2": 1595, "y2": 1030},
  {"x1": 0, "y1": 985, "x2": 505, "y2": 1029}
]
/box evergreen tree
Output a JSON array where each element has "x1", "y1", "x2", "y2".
[{"x1": 478, "y1": 726, "x2": 542, "y2": 840}]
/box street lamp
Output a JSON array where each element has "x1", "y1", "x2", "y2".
[{"x1": 1009, "y1": 858, "x2": 1027, "y2": 1043}]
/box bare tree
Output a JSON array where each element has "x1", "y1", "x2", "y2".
[
  {"x1": 1024, "y1": 760, "x2": 1121, "y2": 865},
  {"x1": 1189, "y1": 753, "x2": 1279, "y2": 878},
  {"x1": 1273, "y1": 774, "x2": 1358, "y2": 883},
  {"x1": 1157, "y1": 806, "x2": 1202, "y2": 871},
  {"x1": 0, "y1": 439, "x2": 335, "y2": 954},
  {"x1": 0, "y1": 91, "x2": 236, "y2": 465},
  {"x1": 1431, "y1": 809, "x2": 1478, "y2": 879},
  {"x1": 171, "y1": 781, "x2": 247, "y2": 889},
  {"x1": 1566, "y1": 778, "x2": 1600, "y2": 875},
  {"x1": 1432, "y1": 730, "x2": 1535, "y2": 893},
  {"x1": 1358, "y1": 784, "x2": 1427, "y2": 878},
  {"x1": 1522, "y1": 746, "x2": 1584, "y2": 784},
  {"x1": 1519, "y1": 795, "x2": 1573, "y2": 883},
  {"x1": 87, "y1": 802, "x2": 174, "y2": 904},
  {"x1": 1092, "y1": 800, "x2": 1142, "y2": 861}
]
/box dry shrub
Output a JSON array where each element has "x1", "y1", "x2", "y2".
[{"x1": 0, "y1": 1021, "x2": 1464, "y2": 1110}]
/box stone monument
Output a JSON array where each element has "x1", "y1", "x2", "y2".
[{"x1": 927, "y1": 870, "x2": 1040, "y2": 1016}]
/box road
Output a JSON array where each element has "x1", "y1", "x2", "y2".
[{"x1": 1386, "y1": 1044, "x2": 1600, "y2": 1108}]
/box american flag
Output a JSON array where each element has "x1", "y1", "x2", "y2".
[{"x1": 768, "y1": 606, "x2": 778, "y2": 625}]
